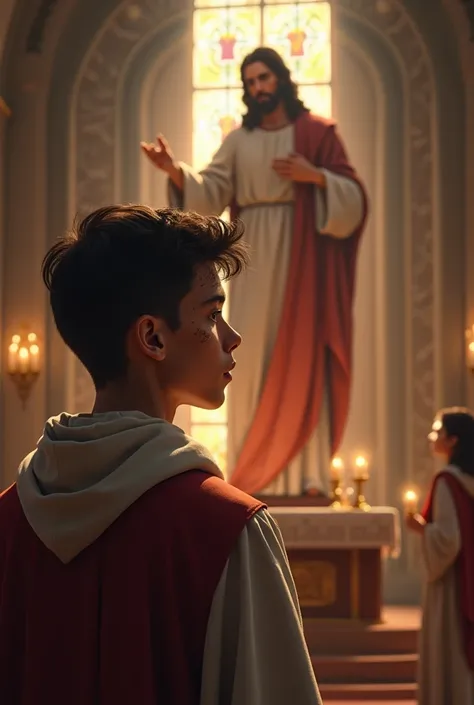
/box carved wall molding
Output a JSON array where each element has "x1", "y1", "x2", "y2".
[
  {"x1": 339, "y1": 0, "x2": 436, "y2": 491},
  {"x1": 26, "y1": 0, "x2": 59, "y2": 53},
  {"x1": 460, "y1": 0, "x2": 474, "y2": 39},
  {"x1": 71, "y1": 0, "x2": 437, "y2": 493}
]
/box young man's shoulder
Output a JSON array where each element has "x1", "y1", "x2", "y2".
[
  {"x1": 146, "y1": 469, "x2": 265, "y2": 521},
  {"x1": 0, "y1": 483, "x2": 20, "y2": 514}
]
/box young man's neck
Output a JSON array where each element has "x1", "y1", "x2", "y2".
[
  {"x1": 92, "y1": 379, "x2": 175, "y2": 422},
  {"x1": 260, "y1": 103, "x2": 291, "y2": 131}
]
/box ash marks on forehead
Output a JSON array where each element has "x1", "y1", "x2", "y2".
[{"x1": 194, "y1": 327, "x2": 212, "y2": 343}]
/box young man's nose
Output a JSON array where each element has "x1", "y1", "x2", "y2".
[{"x1": 226, "y1": 325, "x2": 242, "y2": 353}]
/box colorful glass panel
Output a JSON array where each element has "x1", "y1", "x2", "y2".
[
  {"x1": 193, "y1": 8, "x2": 261, "y2": 89},
  {"x1": 192, "y1": 89, "x2": 242, "y2": 170},
  {"x1": 299, "y1": 84, "x2": 332, "y2": 118},
  {"x1": 263, "y1": 3, "x2": 331, "y2": 84},
  {"x1": 194, "y1": 0, "x2": 259, "y2": 6}
]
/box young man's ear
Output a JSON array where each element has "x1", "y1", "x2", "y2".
[{"x1": 133, "y1": 316, "x2": 167, "y2": 361}]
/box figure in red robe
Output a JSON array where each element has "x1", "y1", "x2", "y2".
[
  {"x1": 405, "y1": 408, "x2": 474, "y2": 704},
  {"x1": 0, "y1": 205, "x2": 322, "y2": 704},
  {"x1": 142, "y1": 46, "x2": 368, "y2": 497}
]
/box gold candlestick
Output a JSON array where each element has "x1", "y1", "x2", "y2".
[
  {"x1": 352, "y1": 455, "x2": 370, "y2": 511},
  {"x1": 352, "y1": 476, "x2": 370, "y2": 511},
  {"x1": 330, "y1": 477, "x2": 344, "y2": 508},
  {"x1": 329, "y1": 457, "x2": 344, "y2": 509}
]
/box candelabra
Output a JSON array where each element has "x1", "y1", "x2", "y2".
[{"x1": 7, "y1": 332, "x2": 41, "y2": 408}]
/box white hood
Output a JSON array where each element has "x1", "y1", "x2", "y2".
[{"x1": 16, "y1": 411, "x2": 222, "y2": 564}]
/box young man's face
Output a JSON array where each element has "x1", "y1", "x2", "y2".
[
  {"x1": 243, "y1": 61, "x2": 281, "y2": 114},
  {"x1": 161, "y1": 263, "x2": 241, "y2": 410}
]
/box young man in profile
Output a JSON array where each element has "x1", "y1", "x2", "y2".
[{"x1": 0, "y1": 205, "x2": 322, "y2": 705}]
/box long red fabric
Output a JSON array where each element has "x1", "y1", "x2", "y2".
[
  {"x1": 0, "y1": 471, "x2": 264, "y2": 704},
  {"x1": 230, "y1": 113, "x2": 368, "y2": 494},
  {"x1": 421, "y1": 470, "x2": 474, "y2": 671}
]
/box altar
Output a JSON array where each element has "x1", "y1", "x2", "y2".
[{"x1": 271, "y1": 507, "x2": 401, "y2": 622}]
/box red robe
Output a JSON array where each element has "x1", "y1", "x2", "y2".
[
  {"x1": 230, "y1": 112, "x2": 368, "y2": 494},
  {"x1": 0, "y1": 470, "x2": 264, "y2": 705},
  {"x1": 421, "y1": 470, "x2": 474, "y2": 670}
]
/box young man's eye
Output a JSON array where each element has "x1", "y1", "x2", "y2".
[{"x1": 210, "y1": 310, "x2": 222, "y2": 322}]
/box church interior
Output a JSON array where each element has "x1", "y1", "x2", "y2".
[{"x1": 1, "y1": 0, "x2": 474, "y2": 702}]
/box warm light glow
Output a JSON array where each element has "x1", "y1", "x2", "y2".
[
  {"x1": 353, "y1": 455, "x2": 369, "y2": 480},
  {"x1": 466, "y1": 325, "x2": 474, "y2": 371},
  {"x1": 403, "y1": 488, "x2": 419, "y2": 514},
  {"x1": 330, "y1": 456, "x2": 344, "y2": 480},
  {"x1": 7, "y1": 331, "x2": 41, "y2": 405},
  {"x1": 7, "y1": 332, "x2": 41, "y2": 376}
]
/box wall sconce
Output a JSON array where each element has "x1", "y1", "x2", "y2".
[
  {"x1": 466, "y1": 325, "x2": 474, "y2": 374},
  {"x1": 7, "y1": 332, "x2": 40, "y2": 407},
  {"x1": 0, "y1": 96, "x2": 12, "y2": 118}
]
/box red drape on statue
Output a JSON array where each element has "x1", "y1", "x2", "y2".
[
  {"x1": 229, "y1": 113, "x2": 368, "y2": 495},
  {"x1": 421, "y1": 470, "x2": 474, "y2": 671}
]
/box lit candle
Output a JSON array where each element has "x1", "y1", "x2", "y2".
[
  {"x1": 353, "y1": 455, "x2": 369, "y2": 480},
  {"x1": 18, "y1": 346, "x2": 29, "y2": 374},
  {"x1": 7, "y1": 342, "x2": 18, "y2": 373},
  {"x1": 29, "y1": 344, "x2": 40, "y2": 373},
  {"x1": 403, "y1": 489, "x2": 419, "y2": 515},
  {"x1": 468, "y1": 341, "x2": 474, "y2": 370},
  {"x1": 330, "y1": 456, "x2": 344, "y2": 481}
]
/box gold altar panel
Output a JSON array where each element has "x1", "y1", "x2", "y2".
[{"x1": 291, "y1": 559, "x2": 336, "y2": 607}]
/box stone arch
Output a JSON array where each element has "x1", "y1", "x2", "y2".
[
  {"x1": 41, "y1": 0, "x2": 464, "y2": 497},
  {"x1": 335, "y1": 12, "x2": 406, "y2": 508}
]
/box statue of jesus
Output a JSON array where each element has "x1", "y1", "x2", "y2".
[{"x1": 141, "y1": 46, "x2": 368, "y2": 497}]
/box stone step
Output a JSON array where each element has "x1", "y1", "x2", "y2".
[
  {"x1": 304, "y1": 615, "x2": 419, "y2": 656},
  {"x1": 318, "y1": 683, "x2": 417, "y2": 701},
  {"x1": 312, "y1": 653, "x2": 417, "y2": 684}
]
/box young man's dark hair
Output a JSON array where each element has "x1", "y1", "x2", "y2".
[
  {"x1": 43, "y1": 204, "x2": 248, "y2": 389},
  {"x1": 0, "y1": 204, "x2": 323, "y2": 705}
]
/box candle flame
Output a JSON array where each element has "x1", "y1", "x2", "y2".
[
  {"x1": 331, "y1": 456, "x2": 343, "y2": 469},
  {"x1": 404, "y1": 489, "x2": 418, "y2": 502},
  {"x1": 355, "y1": 455, "x2": 367, "y2": 468}
]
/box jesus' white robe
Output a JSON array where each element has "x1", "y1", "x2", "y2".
[{"x1": 170, "y1": 124, "x2": 364, "y2": 495}]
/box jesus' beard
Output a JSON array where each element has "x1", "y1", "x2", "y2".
[{"x1": 248, "y1": 84, "x2": 284, "y2": 117}]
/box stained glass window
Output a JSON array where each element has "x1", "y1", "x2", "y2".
[{"x1": 191, "y1": 0, "x2": 332, "y2": 475}]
